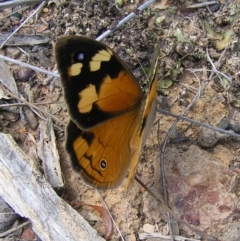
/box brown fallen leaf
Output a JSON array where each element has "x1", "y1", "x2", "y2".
[
  {"x1": 72, "y1": 202, "x2": 113, "y2": 240},
  {"x1": 21, "y1": 228, "x2": 36, "y2": 240},
  {"x1": 37, "y1": 24, "x2": 48, "y2": 33}
]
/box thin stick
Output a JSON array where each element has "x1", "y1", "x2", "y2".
[
  {"x1": 0, "y1": 221, "x2": 30, "y2": 238},
  {"x1": 158, "y1": 108, "x2": 240, "y2": 139},
  {"x1": 0, "y1": 55, "x2": 58, "y2": 77},
  {"x1": 186, "y1": 1, "x2": 218, "y2": 8},
  {"x1": 0, "y1": 6, "x2": 29, "y2": 21},
  {"x1": 0, "y1": 1, "x2": 46, "y2": 49},
  {"x1": 186, "y1": 68, "x2": 232, "y2": 83},
  {"x1": 0, "y1": 84, "x2": 64, "y2": 127},
  {"x1": 0, "y1": 101, "x2": 60, "y2": 108},
  {"x1": 0, "y1": 0, "x2": 42, "y2": 9},
  {"x1": 96, "y1": 0, "x2": 156, "y2": 41}
]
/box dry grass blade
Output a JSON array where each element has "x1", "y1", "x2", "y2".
[
  {"x1": 0, "y1": 59, "x2": 18, "y2": 95},
  {"x1": 186, "y1": 1, "x2": 218, "y2": 8},
  {"x1": 72, "y1": 202, "x2": 113, "y2": 240},
  {"x1": 0, "y1": 84, "x2": 64, "y2": 128},
  {"x1": 0, "y1": 0, "x2": 42, "y2": 9},
  {"x1": 139, "y1": 232, "x2": 200, "y2": 241},
  {"x1": 157, "y1": 109, "x2": 240, "y2": 139},
  {"x1": 0, "y1": 221, "x2": 30, "y2": 238},
  {"x1": 0, "y1": 1, "x2": 46, "y2": 48},
  {"x1": 0, "y1": 55, "x2": 58, "y2": 77}
]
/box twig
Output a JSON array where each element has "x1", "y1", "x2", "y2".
[
  {"x1": 0, "y1": 0, "x2": 42, "y2": 10},
  {"x1": 178, "y1": 82, "x2": 198, "y2": 94},
  {"x1": 36, "y1": 2, "x2": 47, "y2": 21},
  {"x1": 17, "y1": 46, "x2": 30, "y2": 57},
  {"x1": 206, "y1": 48, "x2": 232, "y2": 88},
  {"x1": 157, "y1": 108, "x2": 240, "y2": 139},
  {"x1": 0, "y1": 221, "x2": 30, "y2": 238},
  {"x1": 0, "y1": 1, "x2": 46, "y2": 49},
  {"x1": 0, "y1": 55, "x2": 58, "y2": 77},
  {"x1": 167, "y1": 211, "x2": 175, "y2": 241},
  {"x1": 0, "y1": 6, "x2": 29, "y2": 21},
  {"x1": 139, "y1": 232, "x2": 200, "y2": 241},
  {"x1": 0, "y1": 84, "x2": 65, "y2": 127},
  {"x1": 187, "y1": 68, "x2": 232, "y2": 83},
  {"x1": 0, "y1": 101, "x2": 61, "y2": 108},
  {"x1": 96, "y1": 0, "x2": 156, "y2": 41},
  {"x1": 186, "y1": 1, "x2": 218, "y2": 9}
]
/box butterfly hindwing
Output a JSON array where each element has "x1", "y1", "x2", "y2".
[
  {"x1": 55, "y1": 36, "x2": 143, "y2": 130},
  {"x1": 66, "y1": 105, "x2": 143, "y2": 189}
]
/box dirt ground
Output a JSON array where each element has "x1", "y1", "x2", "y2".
[{"x1": 1, "y1": 0, "x2": 240, "y2": 240}]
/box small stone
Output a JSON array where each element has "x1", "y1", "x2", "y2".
[
  {"x1": 221, "y1": 222, "x2": 240, "y2": 241},
  {"x1": 17, "y1": 69, "x2": 35, "y2": 82},
  {"x1": 143, "y1": 223, "x2": 155, "y2": 233},
  {"x1": 43, "y1": 7, "x2": 49, "y2": 13},
  {"x1": 5, "y1": 47, "x2": 21, "y2": 59},
  {"x1": 127, "y1": 233, "x2": 136, "y2": 241}
]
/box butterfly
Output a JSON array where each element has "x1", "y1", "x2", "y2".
[{"x1": 55, "y1": 36, "x2": 159, "y2": 189}]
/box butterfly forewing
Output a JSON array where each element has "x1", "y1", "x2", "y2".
[{"x1": 55, "y1": 36, "x2": 143, "y2": 130}]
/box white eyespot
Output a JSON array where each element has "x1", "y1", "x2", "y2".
[
  {"x1": 77, "y1": 52, "x2": 84, "y2": 61},
  {"x1": 100, "y1": 159, "x2": 107, "y2": 170}
]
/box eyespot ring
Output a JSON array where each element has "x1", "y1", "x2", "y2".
[{"x1": 100, "y1": 159, "x2": 107, "y2": 170}]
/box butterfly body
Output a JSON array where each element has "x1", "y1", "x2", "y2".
[{"x1": 55, "y1": 36, "x2": 159, "y2": 189}]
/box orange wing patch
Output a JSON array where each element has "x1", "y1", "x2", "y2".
[
  {"x1": 70, "y1": 107, "x2": 142, "y2": 189},
  {"x1": 77, "y1": 70, "x2": 143, "y2": 114},
  {"x1": 97, "y1": 71, "x2": 143, "y2": 112}
]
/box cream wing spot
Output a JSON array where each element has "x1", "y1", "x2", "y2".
[
  {"x1": 92, "y1": 49, "x2": 112, "y2": 61},
  {"x1": 68, "y1": 63, "x2": 83, "y2": 76},
  {"x1": 90, "y1": 61, "x2": 101, "y2": 72},
  {"x1": 90, "y1": 49, "x2": 112, "y2": 71},
  {"x1": 78, "y1": 84, "x2": 98, "y2": 113}
]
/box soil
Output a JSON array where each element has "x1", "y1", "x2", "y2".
[{"x1": 0, "y1": 0, "x2": 240, "y2": 241}]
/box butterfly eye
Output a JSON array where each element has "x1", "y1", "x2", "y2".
[{"x1": 100, "y1": 159, "x2": 107, "y2": 170}]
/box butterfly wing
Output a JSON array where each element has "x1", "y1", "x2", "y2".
[
  {"x1": 126, "y1": 45, "x2": 160, "y2": 189},
  {"x1": 56, "y1": 35, "x2": 159, "y2": 189},
  {"x1": 65, "y1": 45, "x2": 160, "y2": 189},
  {"x1": 55, "y1": 36, "x2": 143, "y2": 130},
  {"x1": 66, "y1": 106, "x2": 143, "y2": 189}
]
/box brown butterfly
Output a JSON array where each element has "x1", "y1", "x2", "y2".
[{"x1": 55, "y1": 36, "x2": 159, "y2": 189}]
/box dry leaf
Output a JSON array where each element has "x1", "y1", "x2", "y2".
[{"x1": 73, "y1": 202, "x2": 113, "y2": 240}]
